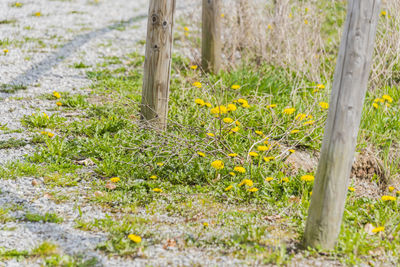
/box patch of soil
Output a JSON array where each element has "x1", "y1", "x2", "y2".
[{"x1": 283, "y1": 146, "x2": 387, "y2": 198}]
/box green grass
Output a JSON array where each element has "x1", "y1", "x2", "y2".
[
  {"x1": 1, "y1": 2, "x2": 398, "y2": 264},
  {"x1": 24, "y1": 212, "x2": 64, "y2": 224},
  {"x1": 9, "y1": 50, "x2": 397, "y2": 265}
]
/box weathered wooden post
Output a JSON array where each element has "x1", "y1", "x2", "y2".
[
  {"x1": 303, "y1": 0, "x2": 381, "y2": 249},
  {"x1": 202, "y1": 0, "x2": 221, "y2": 73},
  {"x1": 141, "y1": 0, "x2": 176, "y2": 129}
]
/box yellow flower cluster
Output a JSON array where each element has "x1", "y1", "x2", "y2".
[
  {"x1": 211, "y1": 160, "x2": 224, "y2": 170},
  {"x1": 319, "y1": 102, "x2": 329, "y2": 109},
  {"x1": 211, "y1": 105, "x2": 228, "y2": 115},
  {"x1": 233, "y1": 166, "x2": 246, "y2": 173},
  {"x1": 53, "y1": 91, "x2": 61, "y2": 99},
  {"x1": 373, "y1": 94, "x2": 393, "y2": 108},
  {"x1": 110, "y1": 177, "x2": 120, "y2": 183},
  {"x1": 239, "y1": 179, "x2": 253, "y2": 187},
  {"x1": 128, "y1": 234, "x2": 142, "y2": 243},
  {"x1": 300, "y1": 175, "x2": 314, "y2": 182},
  {"x1": 381, "y1": 195, "x2": 396, "y2": 201},
  {"x1": 283, "y1": 107, "x2": 295, "y2": 115},
  {"x1": 40, "y1": 131, "x2": 54, "y2": 138},
  {"x1": 197, "y1": 151, "x2": 206, "y2": 157},
  {"x1": 371, "y1": 226, "x2": 385, "y2": 233}
]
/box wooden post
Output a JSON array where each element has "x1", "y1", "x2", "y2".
[
  {"x1": 141, "y1": 0, "x2": 176, "y2": 129},
  {"x1": 303, "y1": 0, "x2": 380, "y2": 249},
  {"x1": 202, "y1": 0, "x2": 221, "y2": 73}
]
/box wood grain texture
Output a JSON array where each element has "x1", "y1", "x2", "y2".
[
  {"x1": 303, "y1": 0, "x2": 381, "y2": 249},
  {"x1": 202, "y1": 0, "x2": 221, "y2": 73},
  {"x1": 141, "y1": 0, "x2": 176, "y2": 130}
]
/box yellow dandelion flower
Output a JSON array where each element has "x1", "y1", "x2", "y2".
[
  {"x1": 265, "y1": 177, "x2": 274, "y2": 182},
  {"x1": 225, "y1": 185, "x2": 233, "y2": 191},
  {"x1": 396, "y1": 191, "x2": 400, "y2": 195},
  {"x1": 242, "y1": 102, "x2": 250, "y2": 108},
  {"x1": 372, "y1": 226, "x2": 385, "y2": 233},
  {"x1": 197, "y1": 151, "x2": 206, "y2": 157},
  {"x1": 263, "y1": 156, "x2": 274, "y2": 162},
  {"x1": 235, "y1": 121, "x2": 240, "y2": 126},
  {"x1": 184, "y1": 26, "x2": 189, "y2": 32},
  {"x1": 283, "y1": 108, "x2": 295, "y2": 115},
  {"x1": 382, "y1": 95, "x2": 393, "y2": 103},
  {"x1": 56, "y1": 102, "x2": 62, "y2": 106},
  {"x1": 281, "y1": 177, "x2": 289, "y2": 183},
  {"x1": 301, "y1": 175, "x2": 314, "y2": 182},
  {"x1": 153, "y1": 188, "x2": 163, "y2": 192},
  {"x1": 257, "y1": 145, "x2": 270, "y2": 151},
  {"x1": 156, "y1": 162, "x2": 164, "y2": 167},
  {"x1": 237, "y1": 99, "x2": 247, "y2": 104},
  {"x1": 248, "y1": 187, "x2": 259, "y2": 192},
  {"x1": 128, "y1": 234, "x2": 141, "y2": 243},
  {"x1": 110, "y1": 177, "x2": 120, "y2": 183},
  {"x1": 238, "y1": 179, "x2": 253, "y2": 187},
  {"x1": 195, "y1": 98, "x2": 205, "y2": 106},
  {"x1": 267, "y1": 104, "x2": 277, "y2": 109},
  {"x1": 3, "y1": 49, "x2": 9, "y2": 54},
  {"x1": 211, "y1": 160, "x2": 224, "y2": 170},
  {"x1": 373, "y1": 103, "x2": 379, "y2": 109},
  {"x1": 295, "y1": 113, "x2": 307, "y2": 121},
  {"x1": 223, "y1": 117, "x2": 234, "y2": 123},
  {"x1": 290, "y1": 130, "x2": 300, "y2": 134},
  {"x1": 231, "y1": 84, "x2": 241, "y2": 90},
  {"x1": 348, "y1": 187, "x2": 355, "y2": 192},
  {"x1": 317, "y1": 84, "x2": 325, "y2": 89},
  {"x1": 255, "y1": 130, "x2": 263, "y2": 136},
  {"x1": 233, "y1": 166, "x2": 246, "y2": 173},
  {"x1": 206, "y1": 133, "x2": 215, "y2": 137},
  {"x1": 221, "y1": 13, "x2": 225, "y2": 18},
  {"x1": 47, "y1": 132, "x2": 54, "y2": 138},
  {"x1": 389, "y1": 186, "x2": 395, "y2": 192},
  {"x1": 205, "y1": 102, "x2": 212, "y2": 108},
  {"x1": 34, "y1": 12, "x2": 41, "y2": 17},
  {"x1": 304, "y1": 19, "x2": 308, "y2": 25},
  {"x1": 227, "y1": 104, "x2": 237, "y2": 112},
  {"x1": 53, "y1": 91, "x2": 61, "y2": 99},
  {"x1": 380, "y1": 11, "x2": 387, "y2": 16},
  {"x1": 319, "y1": 102, "x2": 329, "y2": 109},
  {"x1": 303, "y1": 120, "x2": 315, "y2": 126},
  {"x1": 210, "y1": 105, "x2": 228, "y2": 115},
  {"x1": 229, "y1": 172, "x2": 236, "y2": 176},
  {"x1": 289, "y1": 149, "x2": 295, "y2": 153},
  {"x1": 228, "y1": 153, "x2": 238, "y2": 157},
  {"x1": 203, "y1": 222, "x2": 209, "y2": 227},
  {"x1": 192, "y1": 82, "x2": 202, "y2": 88},
  {"x1": 267, "y1": 24, "x2": 273, "y2": 30},
  {"x1": 249, "y1": 152, "x2": 259, "y2": 157},
  {"x1": 381, "y1": 195, "x2": 396, "y2": 201},
  {"x1": 229, "y1": 126, "x2": 240, "y2": 133},
  {"x1": 190, "y1": 65, "x2": 198, "y2": 70},
  {"x1": 15, "y1": 2, "x2": 23, "y2": 7}
]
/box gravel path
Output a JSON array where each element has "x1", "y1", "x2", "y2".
[{"x1": 0, "y1": 1, "x2": 243, "y2": 266}]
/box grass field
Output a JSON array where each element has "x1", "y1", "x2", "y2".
[{"x1": 1, "y1": 0, "x2": 400, "y2": 265}]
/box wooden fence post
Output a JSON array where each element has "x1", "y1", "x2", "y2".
[
  {"x1": 202, "y1": 0, "x2": 221, "y2": 73},
  {"x1": 303, "y1": 0, "x2": 381, "y2": 249},
  {"x1": 141, "y1": 0, "x2": 176, "y2": 130}
]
